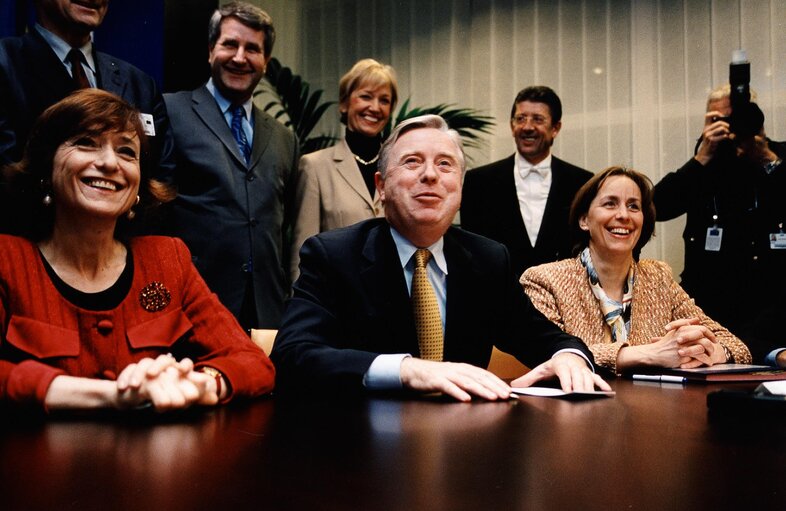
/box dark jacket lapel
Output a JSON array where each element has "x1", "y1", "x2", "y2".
[
  {"x1": 190, "y1": 85, "x2": 247, "y2": 167},
  {"x1": 248, "y1": 105, "x2": 272, "y2": 168},
  {"x1": 24, "y1": 29, "x2": 78, "y2": 99},
  {"x1": 535, "y1": 155, "x2": 568, "y2": 250},
  {"x1": 359, "y1": 223, "x2": 419, "y2": 355},
  {"x1": 94, "y1": 50, "x2": 124, "y2": 95},
  {"x1": 442, "y1": 228, "x2": 482, "y2": 361}
]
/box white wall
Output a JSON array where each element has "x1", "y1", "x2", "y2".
[{"x1": 256, "y1": 0, "x2": 786, "y2": 274}]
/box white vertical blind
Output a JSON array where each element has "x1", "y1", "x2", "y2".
[{"x1": 256, "y1": 0, "x2": 786, "y2": 274}]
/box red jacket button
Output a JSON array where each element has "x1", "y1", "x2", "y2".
[{"x1": 97, "y1": 319, "x2": 114, "y2": 333}]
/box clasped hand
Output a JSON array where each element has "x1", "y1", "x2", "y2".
[
  {"x1": 647, "y1": 317, "x2": 727, "y2": 369},
  {"x1": 115, "y1": 354, "x2": 219, "y2": 411}
]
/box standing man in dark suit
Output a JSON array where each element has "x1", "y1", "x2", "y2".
[
  {"x1": 461, "y1": 86, "x2": 593, "y2": 277},
  {"x1": 0, "y1": 0, "x2": 173, "y2": 232},
  {"x1": 163, "y1": 2, "x2": 298, "y2": 331},
  {"x1": 654, "y1": 84, "x2": 786, "y2": 363},
  {"x1": 272, "y1": 115, "x2": 609, "y2": 400}
]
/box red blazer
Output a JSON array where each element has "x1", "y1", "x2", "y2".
[{"x1": 0, "y1": 235, "x2": 274, "y2": 407}]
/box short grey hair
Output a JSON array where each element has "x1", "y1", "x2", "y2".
[
  {"x1": 378, "y1": 114, "x2": 465, "y2": 178},
  {"x1": 208, "y1": 2, "x2": 275, "y2": 58}
]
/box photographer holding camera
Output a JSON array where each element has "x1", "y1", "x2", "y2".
[{"x1": 654, "y1": 55, "x2": 786, "y2": 365}]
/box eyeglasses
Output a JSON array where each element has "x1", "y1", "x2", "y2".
[{"x1": 512, "y1": 114, "x2": 549, "y2": 127}]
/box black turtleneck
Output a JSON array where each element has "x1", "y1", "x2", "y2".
[{"x1": 345, "y1": 129, "x2": 382, "y2": 198}]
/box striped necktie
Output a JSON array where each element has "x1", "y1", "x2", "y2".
[{"x1": 230, "y1": 105, "x2": 252, "y2": 164}]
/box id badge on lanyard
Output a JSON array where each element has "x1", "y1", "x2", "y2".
[
  {"x1": 705, "y1": 214, "x2": 722, "y2": 252},
  {"x1": 770, "y1": 223, "x2": 786, "y2": 249}
]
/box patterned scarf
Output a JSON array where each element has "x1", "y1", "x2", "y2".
[{"x1": 580, "y1": 247, "x2": 635, "y2": 342}]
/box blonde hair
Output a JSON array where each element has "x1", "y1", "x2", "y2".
[{"x1": 706, "y1": 83, "x2": 758, "y2": 110}]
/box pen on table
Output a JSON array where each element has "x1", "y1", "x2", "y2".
[{"x1": 632, "y1": 374, "x2": 687, "y2": 384}]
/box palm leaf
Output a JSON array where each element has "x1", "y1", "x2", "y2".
[
  {"x1": 254, "y1": 57, "x2": 338, "y2": 153},
  {"x1": 383, "y1": 102, "x2": 496, "y2": 152}
]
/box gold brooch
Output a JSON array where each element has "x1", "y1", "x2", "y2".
[{"x1": 139, "y1": 281, "x2": 171, "y2": 312}]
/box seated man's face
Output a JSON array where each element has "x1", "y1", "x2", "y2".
[{"x1": 378, "y1": 127, "x2": 463, "y2": 241}]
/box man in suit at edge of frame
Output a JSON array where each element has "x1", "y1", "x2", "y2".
[
  {"x1": 461, "y1": 86, "x2": 593, "y2": 278},
  {"x1": 271, "y1": 114, "x2": 610, "y2": 400}
]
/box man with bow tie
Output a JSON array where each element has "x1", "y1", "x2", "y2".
[{"x1": 461, "y1": 86, "x2": 593, "y2": 278}]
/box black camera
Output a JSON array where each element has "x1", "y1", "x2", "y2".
[{"x1": 728, "y1": 50, "x2": 764, "y2": 140}]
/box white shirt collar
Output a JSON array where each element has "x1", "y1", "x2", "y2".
[
  {"x1": 389, "y1": 226, "x2": 448, "y2": 276},
  {"x1": 515, "y1": 152, "x2": 552, "y2": 179},
  {"x1": 206, "y1": 78, "x2": 253, "y2": 119}
]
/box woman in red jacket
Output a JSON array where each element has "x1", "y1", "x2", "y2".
[{"x1": 0, "y1": 89, "x2": 274, "y2": 411}]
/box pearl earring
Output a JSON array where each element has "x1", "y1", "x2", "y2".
[
  {"x1": 126, "y1": 195, "x2": 140, "y2": 220},
  {"x1": 43, "y1": 194, "x2": 52, "y2": 206}
]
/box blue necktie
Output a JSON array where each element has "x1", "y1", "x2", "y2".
[{"x1": 231, "y1": 106, "x2": 251, "y2": 164}]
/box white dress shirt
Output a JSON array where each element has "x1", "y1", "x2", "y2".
[
  {"x1": 364, "y1": 228, "x2": 447, "y2": 389},
  {"x1": 514, "y1": 152, "x2": 553, "y2": 247}
]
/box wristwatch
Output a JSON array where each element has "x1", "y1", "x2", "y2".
[{"x1": 199, "y1": 366, "x2": 223, "y2": 397}]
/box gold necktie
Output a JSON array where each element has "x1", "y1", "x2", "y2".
[{"x1": 412, "y1": 249, "x2": 443, "y2": 361}]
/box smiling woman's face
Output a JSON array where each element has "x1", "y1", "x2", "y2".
[
  {"x1": 579, "y1": 175, "x2": 644, "y2": 263},
  {"x1": 343, "y1": 82, "x2": 393, "y2": 137},
  {"x1": 50, "y1": 129, "x2": 141, "y2": 223}
]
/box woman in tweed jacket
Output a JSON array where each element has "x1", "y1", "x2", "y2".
[{"x1": 520, "y1": 166, "x2": 751, "y2": 374}]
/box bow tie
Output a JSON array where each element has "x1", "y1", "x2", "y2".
[{"x1": 520, "y1": 163, "x2": 549, "y2": 179}]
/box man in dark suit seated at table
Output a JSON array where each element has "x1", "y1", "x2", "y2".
[
  {"x1": 461, "y1": 86, "x2": 593, "y2": 278},
  {"x1": 271, "y1": 114, "x2": 610, "y2": 401}
]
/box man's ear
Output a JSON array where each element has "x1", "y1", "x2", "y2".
[
  {"x1": 550, "y1": 120, "x2": 562, "y2": 141},
  {"x1": 375, "y1": 172, "x2": 385, "y2": 202}
]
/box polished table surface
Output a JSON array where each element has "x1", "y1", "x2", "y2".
[{"x1": 2, "y1": 379, "x2": 785, "y2": 511}]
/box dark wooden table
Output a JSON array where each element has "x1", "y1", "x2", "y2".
[{"x1": 2, "y1": 379, "x2": 785, "y2": 511}]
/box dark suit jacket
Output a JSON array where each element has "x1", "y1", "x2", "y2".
[
  {"x1": 271, "y1": 218, "x2": 593, "y2": 394},
  {"x1": 163, "y1": 86, "x2": 299, "y2": 329},
  {"x1": 0, "y1": 27, "x2": 173, "y2": 170},
  {"x1": 461, "y1": 154, "x2": 593, "y2": 277}
]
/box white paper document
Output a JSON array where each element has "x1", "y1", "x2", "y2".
[
  {"x1": 511, "y1": 387, "x2": 615, "y2": 400},
  {"x1": 756, "y1": 380, "x2": 786, "y2": 396}
]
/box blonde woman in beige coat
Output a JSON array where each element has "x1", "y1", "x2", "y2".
[
  {"x1": 290, "y1": 59, "x2": 398, "y2": 280},
  {"x1": 517, "y1": 166, "x2": 751, "y2": 377}
]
